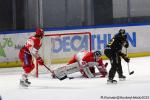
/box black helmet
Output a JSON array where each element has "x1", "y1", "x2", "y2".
[
  {"x1": 94, "y1": 51, "x2": 102, "y2": 57},
  {"x1": 119, "y1": 29, "x2": 126, "y2": 36},
  {"x1": 118, "y1": 29, "x2": 127, "y2": 41}
]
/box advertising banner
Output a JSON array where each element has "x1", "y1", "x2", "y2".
[{"x1": 0, "y1": 25, "x2": 150, "y2": 67}]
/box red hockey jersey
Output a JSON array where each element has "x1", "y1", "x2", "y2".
[
  {"x1": 19, "y1": 36, "x2": 42, "y2": 60},
  {"x1": 68, "y1": 50, "x2": 104, "y2": 67}
]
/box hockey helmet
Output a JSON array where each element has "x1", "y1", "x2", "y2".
[
  {"x1": 118, "y1": 29, "x2": 127, "y2": 41},
  {"x1": 118, "y1": 29, "x2": 126, "y2": 36},
  {"x1": 35, "y1": 28, "x2": 44, "y2": 37},
  {"x1": 94, "y1": 51, "x2": 102, "y2": 57}
]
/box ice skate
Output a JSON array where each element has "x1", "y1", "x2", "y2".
[
  {"x1": 119, "y1": 75, "x2": 126, "y2": 81},
  {"x1": 25, "y1": 79, "x2": 31, "y2": 85},
  {"x1": 107, "y1": 78, "x2": 117, "y2": 84},
  {"x1": 20, "y1": 74, "x2": 31, "y2": 87},
  {"x1": 20, "y1": 79, "x2": 31, "y2": 87}
]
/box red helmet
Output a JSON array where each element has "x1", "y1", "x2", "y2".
[{"x1": 36, "y1": 28, "x2": 44, "y2": 36}]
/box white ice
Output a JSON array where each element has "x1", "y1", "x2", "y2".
[{"x1": 0, "y1": 57, "x2": 150, "y2": 100}]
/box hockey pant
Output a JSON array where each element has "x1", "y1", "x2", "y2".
[
  {"x1": 19, "y1": 50, "x2": 35, "y2": 74},
  {"x1": 109, "y1": 54, "x2": 123, "y2": 79},
  {"x1": 104, "y1": 49, "x2": 123, "y2": 79}
]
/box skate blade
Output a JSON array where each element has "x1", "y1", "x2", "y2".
[
  {"x1": 107, "y1": 81, "x2": 117, "y2": 84},
  {"x1": 56, "y1": 75, "x2": 67, "y2": 80},
  {"x1": 107, "y1": 82, "x2": 117, "y2": 84}
]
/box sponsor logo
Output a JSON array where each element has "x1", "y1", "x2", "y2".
[{"x1": 52, "y1": 32, "x2": 136, "y2": 53}]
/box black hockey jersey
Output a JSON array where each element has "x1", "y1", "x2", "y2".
[{"x1": 105, "y1": 33, "x2": 129, "y2": 53}]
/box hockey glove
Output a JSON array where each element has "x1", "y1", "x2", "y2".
[
  {"x1": 124, "y1": 42, "x2": 129, "y2": 48},
  {"x1": 37, "y1": 57, "x2": 44, "y2": 65},
  {"x1": 120, "y1": 53, "x2": 130, "y2": 62},
  {"x1": 123, "y1": 56, "x2": 130, "y2": 62}
]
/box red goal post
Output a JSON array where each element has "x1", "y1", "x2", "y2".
[{"x1": 36, "y1": 32, "x2": 92, "y2": 77}]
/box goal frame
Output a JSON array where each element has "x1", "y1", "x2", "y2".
[{"x1": 36, "y1": 32, "x2": 92, "y2": 77}]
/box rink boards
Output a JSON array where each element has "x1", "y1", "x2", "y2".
[{"x1": 0, "y1": 23, "x2": 150, "y2": 67}]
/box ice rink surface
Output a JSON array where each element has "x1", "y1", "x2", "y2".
[{"x1": 0, "y1": 56, "x2": 150, "y2": 100}]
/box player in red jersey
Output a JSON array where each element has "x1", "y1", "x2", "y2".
[
  {"x1": 19, "y1": 28, "x2": 44, "y2": 87},
  {"x1": 52, "y1": 50, "x2": 108, "y2": 79},
  {"x1": 68, "y1": 50, "x2": 108, "y2": 78}
]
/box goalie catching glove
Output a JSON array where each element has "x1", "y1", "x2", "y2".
[{"x1": 37, "y1": 57, "x2": 44, "y2": 65}]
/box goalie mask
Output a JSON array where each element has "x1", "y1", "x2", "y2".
[{"x1": 94, "y1": 51, "x2": 102, "y2": 61}]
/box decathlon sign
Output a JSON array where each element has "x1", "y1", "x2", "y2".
[
  {"x1": 50, "y1": 32, "x2": 136, "y2": 53},
  {"x1": 51, "y1": 35, "x2": 89, "y2": 53}
]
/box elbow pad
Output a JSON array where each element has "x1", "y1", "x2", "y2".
[{"x1": 29, "y1": 47, "x2": 39, "y2": 58}]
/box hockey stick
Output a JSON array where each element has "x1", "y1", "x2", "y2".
[
  {"x1": 43, "y1": 64, "x2": 53, "y2": 73},
  {"x1": 43, "y1": 64, "x2": 67, "y2": 80},
  {"x1": 127, "y1": 62, "x2": 134, "y2": 75},
  {"x1": 126, "y1": 48, "x2": 134, "y2": 75}
]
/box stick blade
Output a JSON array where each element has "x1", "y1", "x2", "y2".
[
  {"x1": 130, "y1": 71, "x2": 134, "y2": 75},
  {"x1": 57, "y1": 75, "x2": 67, "y2": 81}
]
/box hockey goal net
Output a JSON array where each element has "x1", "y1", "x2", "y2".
[{"x1": 36, "y1": 32, "x2": 92, "y2": 77}]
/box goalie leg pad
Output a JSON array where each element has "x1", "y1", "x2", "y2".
[
  {"x1": 82, "y1": 67, "x2": 95, "y2": 78},
  {"x1": 65, "y1": 62, "x2": 80, "y2": 74},
  {"x1": 87, "y1": 62, "x2": 99, "y2": 67},
  {"x1": 53, "y1": 67, "x2": 67, "y2": 80},
  {"x1": 53, "y1": 62, "x2": 80, "y2": 80}
]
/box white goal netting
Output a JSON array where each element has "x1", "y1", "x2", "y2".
[{"x1": 36, "y1": 32, "x2": 92, "y2": 77}]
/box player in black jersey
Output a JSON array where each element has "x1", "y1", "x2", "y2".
[{"x1": 104, "y1": 29, "x2": 130, "y2": 83}]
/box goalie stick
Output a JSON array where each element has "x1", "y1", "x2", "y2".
[
  {"x1": 126, "y1": 48, "x2": 134, "y2": 75},
  {"x1": 43, "y1": 64, "x2": 67, "y2": 80}
]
